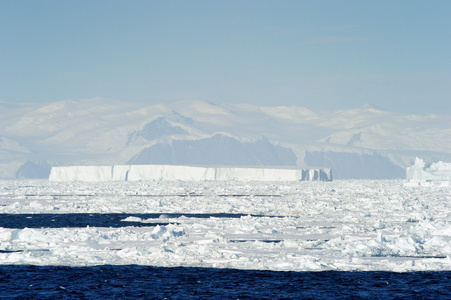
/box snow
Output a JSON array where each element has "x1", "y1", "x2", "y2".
[
  {"x1": 406, "y1": 158, "x2": 451, "y2": 180},
  {"x1": 1, "y1": 98, "x2": 450, "y2": 179},
  {"x1": 49, "y1": 165, "x2": 333, "y2": 182},
  {"x1": 0, "y1": 179, "x2": 450, "y2": 271}
]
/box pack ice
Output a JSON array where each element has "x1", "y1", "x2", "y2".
[
  {"x1": 48, "y1": 165, "x2": 333, "y2": 182},
  {"x1": 0, "y1": 180, "x2": 450, "y2": 271}
]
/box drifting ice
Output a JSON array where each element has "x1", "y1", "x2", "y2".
[
  {"x1": 49, "y1": 165, "x2": 333, "y2": 182},
  {"x1": 406, "y1": 158, "x2": 451, "y2": 181}
]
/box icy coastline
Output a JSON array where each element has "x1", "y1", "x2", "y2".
[{"x1": 49, "y1": 165, "x2": 333, "y2": 182}]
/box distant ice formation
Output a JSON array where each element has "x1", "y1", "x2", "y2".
[
  {"x1": 2, "y1": 98, "x2": 451, "y2": 180},
  {"x1": 406, "y1": 158, "x2": 451, "y2": 180},
  {"x1": 49, "y1": 165, "x2": 333, "y2": 182}
]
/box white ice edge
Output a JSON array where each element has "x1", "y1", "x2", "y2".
[{"x1": 48, "y1": 165, "x2": 332, "y2": 182}]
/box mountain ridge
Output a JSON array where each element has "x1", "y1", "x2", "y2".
[{"x1": 1, "y1": 98, "x2": 450, "y2": 179}]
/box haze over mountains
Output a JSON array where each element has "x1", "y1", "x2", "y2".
[{"x1": 1, "y1": 97, "x2": 450, "y2": 180}]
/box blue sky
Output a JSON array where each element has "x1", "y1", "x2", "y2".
[{"x1": 1, "y1": 0, "x2": 450, "y2": 113}]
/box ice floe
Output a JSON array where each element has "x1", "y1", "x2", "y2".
[{"x1": 0, "y1": 179, "x2": 450, "y2": 271}]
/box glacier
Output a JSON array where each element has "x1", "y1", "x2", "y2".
[
  {"x1": 2, "y1": 98, "x2": 451, "y2": 179},
  {"x1": 406, "y1": 158, "x2": 451, "y2": 181},
  {"x1": 49, "y1": 165, "x2": 333, "y2": 182}
]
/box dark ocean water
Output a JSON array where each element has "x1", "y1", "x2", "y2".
[
  {"x1": 0, "y1": 213, "x2": 264, "y2": 228},
  {"x1": 0, "y1": 265, "x2": 450, "y2": 299}
]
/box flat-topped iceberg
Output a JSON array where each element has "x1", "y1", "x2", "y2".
[
  {"x1": 49, "y1": 165, "x2": 333, "y2": 182},
  {"x1": 406, "y1": 158, "x2": 451, "y2": 180}
]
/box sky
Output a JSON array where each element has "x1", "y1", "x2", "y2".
[{"x1": 1, "y1": 0, "x2": 450, "y2": 114}]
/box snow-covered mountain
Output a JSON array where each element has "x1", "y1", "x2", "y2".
[{"x1": 1, "y1": 97, "x2": 450, "y2": 179}]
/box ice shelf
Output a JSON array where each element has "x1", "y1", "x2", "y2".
[
  {"x1": 406, "y1": 158, "x2": 451, "y2": 180},
  {"x1": 49, "y1": 165, "x2": 333, "y2": 182}
]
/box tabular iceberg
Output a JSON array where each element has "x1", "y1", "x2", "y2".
[
  {"x1": 406, "y1": 158, "x2": 451, "y2": 180},
  {"x1": 49, "y1": 165, "x2": 333, "y2": 182}
]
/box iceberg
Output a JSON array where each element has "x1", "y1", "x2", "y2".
[
  {"x1": 49, "y1": 165, "x2": 333, "y2": 182},
  {"x1": 406, "y1": 158, "x2": 451, "y2": 180}
]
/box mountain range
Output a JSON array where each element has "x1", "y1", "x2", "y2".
[{"x1": 1, "y1": 97, "x2": 450, "y2": 179}]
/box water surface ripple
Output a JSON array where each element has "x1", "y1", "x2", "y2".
[{"x1": 0, "y1": 265, "x2": 449, "y2": 299}]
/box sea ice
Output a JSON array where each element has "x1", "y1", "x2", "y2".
[{"x1": 0, "y1": 179, "x2": 450, "y2": 272}]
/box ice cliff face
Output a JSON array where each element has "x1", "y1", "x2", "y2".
[
  {"x1": 49, "y1": 165, "x2": 333, "y2": 182},
  {"x1": 406, "y1": 158, "x2": 451, "y2": 180}
]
